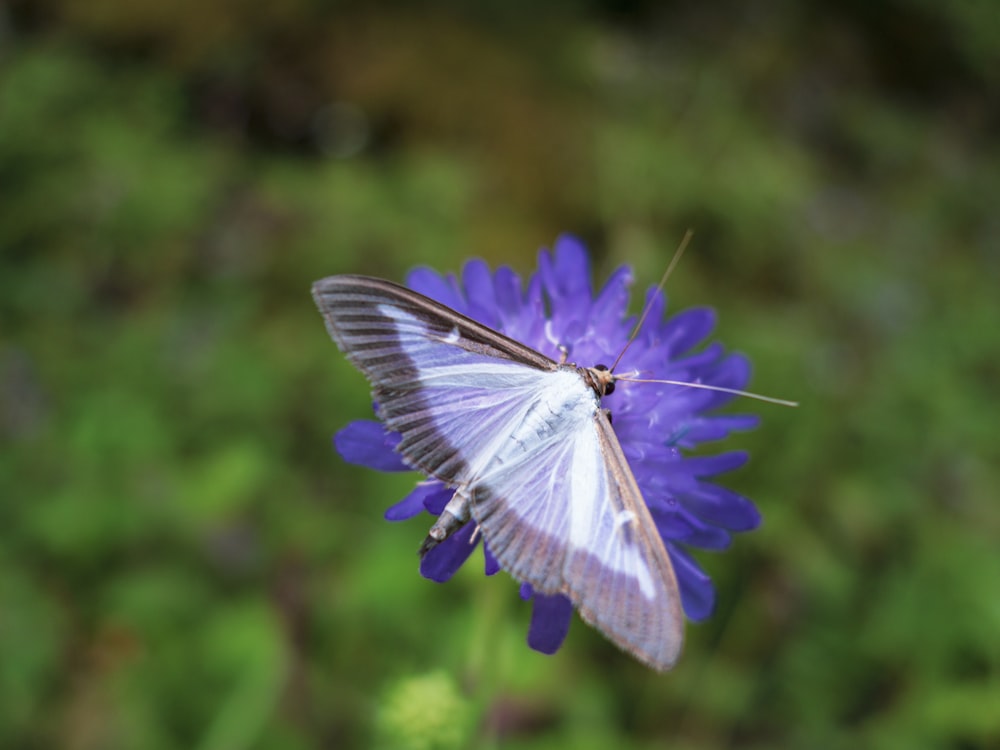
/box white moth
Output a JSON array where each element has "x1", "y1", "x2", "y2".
[{"x1": 313, "y1": 275, "x2": 684, "y2": 670}]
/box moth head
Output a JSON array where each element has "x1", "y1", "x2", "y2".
[{"x1": 589, "y1": 364, "x2": 616, "y2": 397}]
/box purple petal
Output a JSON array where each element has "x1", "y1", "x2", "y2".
[
  {"x1": 661, "y1": 307, "x2": 717, "y2": 357},
  {"x1": 539, "y1": 236, "x2": 593, "y2": 345},
  {"x1": 519, "y1": 582, "x2": 534, "y2": 600},
  {"x1": 461, "y1": 260, "x2": 500, "y2": 328},
  {"x1": 680, "y1": 414, "x2": 760, "y2": 444},
  {"x1": 585, "y1": 273, "x2": 634, "y2": 357},
  {"x1": 681, "y1": 451, "x2": 749, "y2": 478},
  {"x1": 683, "y1": 482, "x2": 761, "y2": 531},
  {"x1": 422, "y1": 488, "x2": 452, "y2": 515},
  {"x1": 334, "y1": 421, "x2": 408, "y2": 471},
  {"x1": 590, "y1": 265, "x2": 633, "y2": 326},
  {"x1": 518, "y1": 274, "x2": 550, "y2": 354},
  {"x1": 493, "y1": 266, "x2": 529, "y2": 339},
  {"x1": 406, "y1": 268, "x2": 465, "y2": 312},
  {"x1": 652, "y1": 505, "x2": 733, "y2": 549},
  {"x1": 665, "y1": 342, "x2": 726, "y2": 377},
  {"x1": 561, "y1": 320, "x2": 587, "y2": 353},
  {"x1": 635, "y1": 287, "x2": 666, "y2": 343},
  {"x1": 716, "y1": 414, "x2": 760, "y2": 432},
  {"x1": 618, "y1": 433, "x2": 683, "y2": 467},
  {"x1": 713, "y1": 352, "x2": 752, "y2": 388},
  {"x1": 695, "y1": 354, "x2": 754, "y2": 411},
  {"x1": 526, "y1": 593, "x2": 574, "y2": 655},
  {"x1": 667, "y1": 543, "x2": 716, "y2": 621},
  {"x1": 548, "y1": 235, "x2": 592, "y2": 298},
  {"x1": 483, "y1": 540, "x2": 501, "y2": 576},
  {"x1": 523, "y1": 272, "x2": 546, "y2": 318},
  {"x1": 385, "y1": 481, "x2": 446, "y2": 521},
  {"x1": 420, "y1": 524, "x2": 478, "y2": 583}
]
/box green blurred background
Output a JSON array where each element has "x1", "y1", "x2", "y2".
[{"x1": 2, "y1": 1, "x2": 998, "y2": 748}]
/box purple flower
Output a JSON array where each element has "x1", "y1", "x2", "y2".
[{"x1": 335, "y1": 235, "x2": 761, "y2": 656}]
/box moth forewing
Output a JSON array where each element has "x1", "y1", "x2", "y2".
[
  {"x1": 586, "y1": 411, "x2": 684, "y2": 670},
  {"x1": 312, "y1": 274, "x2": 560, "y2": 485},
  {"x1": 311, "y1": 275, "x2": 559, "y2": 373}
]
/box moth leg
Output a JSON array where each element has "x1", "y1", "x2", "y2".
[
  {"x1": 602, "y1": 407, "x2": 614, "y2": 425},
  {"x1": 419, "y1": 489, "x2": 471, "y2": 557},
  {"x1": 557, "y1": 344, "x2": 569, "y2": 364}
]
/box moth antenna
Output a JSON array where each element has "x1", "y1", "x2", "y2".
[
  {"x1": 610, "y1": 229, "x2": 694, "y2": 374},
  {"x1": 616, "y1": 375, "x2": 799, "y2": 407}
]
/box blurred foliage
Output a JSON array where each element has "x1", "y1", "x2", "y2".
[
  {"x1": 375, "y1": 671, "x2": 473, "y2": 750},
  {"x1": 2, "y1": 1, "x2": 999, "y2": 748}
]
